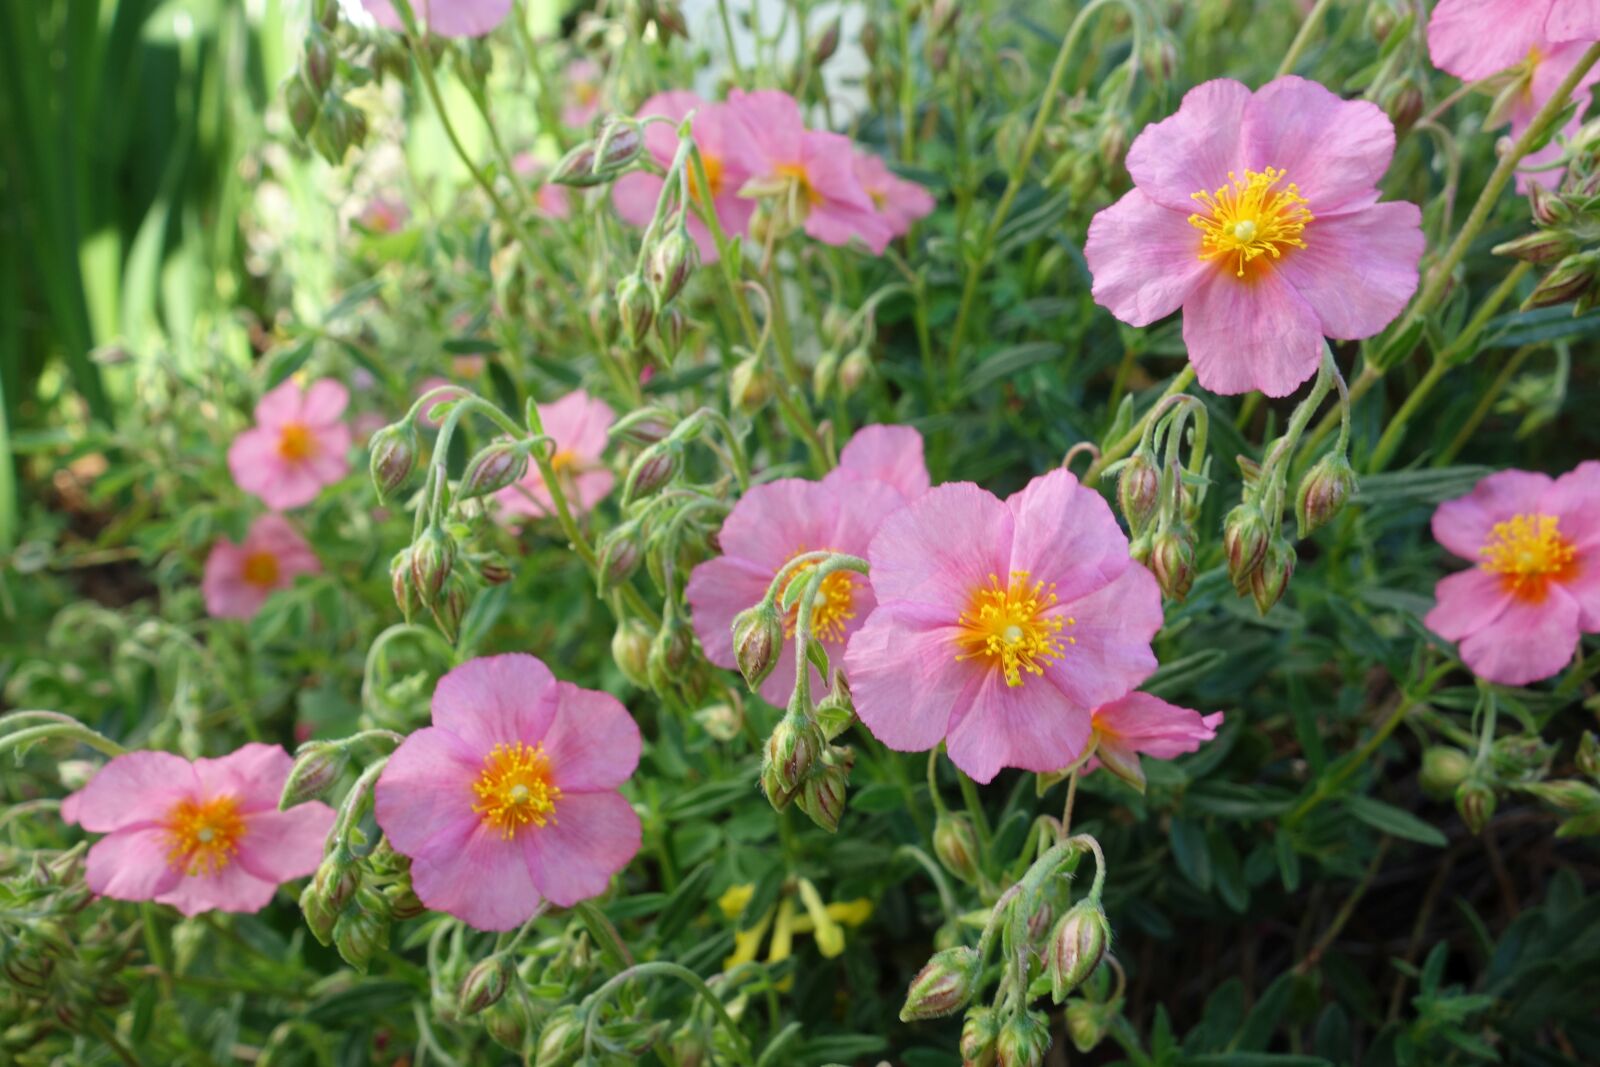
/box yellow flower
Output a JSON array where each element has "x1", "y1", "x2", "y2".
[{"x1": 718, "y1": 878, "x2": 873, "y2": 978}]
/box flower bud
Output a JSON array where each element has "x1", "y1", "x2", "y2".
[
  {"x1": 812, "y1": 351, "x2": 840, "y2": 401},
  {"x1": 482, "y1": 991, "x2": 534, "y2": 1052},
  {"x1": 838, "y1": 349, "x2": 871, "y2": 396},
  {"x1": 611, "y1": 407, "x2": 675, "y2": 447},
  {"x1": 899, "y1": 945, "x2": 980, "y2": 1021},
  {"x1": 1048, "y1": 900, "x2": 1111, "y2": 1000},
  {"x1": 1385, "y1": 77, "x2": 1425, "y2": 134},
  {"x1": 368, "y1": 422, "x2": 418, "y2": 501},
  {"x1": 1577, "y1": 731, "x2": 1600, "y2": 780},
  {"x1": 1521, "y1": 779, "x2": 1600, "y2": 813},
  {"x1": 616, "y1": 273, "x2": 656, "y2": 346},
  {"x1": 1493, "y1": 229, "x2": 1576, "y2": 264},
  {"x1": 410, "y1": 526, "x2": 456, "y2": 606},
  {"x1": 1150, "y1": 526, "x2": 1196, "y2": 601},
  {"x1": 694, "y1": 699, "x2": 744, "y2": 742},
  {"x1": 797, "y1": 756, "x2": 849, "y2": 832},
  {"x1": 429, "y1": 577, "x2": 469, "y2": 644},
  {"x1": 313, "y1": 0, "x2": 339, "y2": 30},
  {"x1": 646, "y1": 615, "x2": 695, "y2": 690},
  {"x1": 933, "y1": 812, "x2": 981, "y2": 884},
  {"x1": 384, "y1": 880, "x2": 427, "y2": 921},
  {"x1": 656, "y1": 305, "x2": 689, "y2": 360},
  {"x1": 960, "y1": 1006, "x2": 1001, "y2": 1067},
  {"x1": 300, "y1": 880, "x2": 337, "y2": 945},
  {"x1": 333, "y1": 887, "x2": 392, "y2": 973},
  {"x1": 458, "y1": 954, "x2": 515, "y2": 1016},
  {"x1": 1456, "y1": 778, "x2": 1496, "y2": 835},
  {"x1": 729, "y1": 354, "x2": 774, "y2": 414},
  {"x1": 550, "y1": 142, "x2": 603, "y2": 187},
  {"x1": 732, "y1": 603, "x2": 783, "y2": 691},
  {"x1": 1420, "y1": 746, "x2": 1472, "y2": 800},
  {"x1": 301, "y1": 29, "x2": 335, "y2": 96},
  {"x1": 761, "y1": 758, "x2": 799, "y2": 811},
  {"x1": 1528, "y1": 182, "x2": 1570, "y2": 227},
  {"x1": 1221, "y1": 502, "x2": 1270, "y2": 593},
  {"x1": 534, "y1": 1005, "x2": 584, "y2": 1067},
  {"x1": 285, "y1": 75, "x2": 320, "y2": 141},
  {"x1": 280, "y1": 741, "x2": 349, "y2": 809},
  {"x1": 611, "y1": 619, "x2": 653, "y2": 688},
  {"x1": 766, "y1": 715, "x2": 824, "y2": 793},
  {"x1": 312, "y1": 850, "x2": 361, "y2": 915},
  {"x1": 1295, "y1": 451, "x2": 1357, "y2": 538},
  {"x1": 809, "y1": 16, "x2": 842, "y2": 64},
  {"x1": 1249, "y1": 538, "x2": 1296, "y2": 615},
  {"x1": 1065, "y1": 998, "x2": 1112, "y2": 1053},
  {"x1": 996, "y1": 1008, "x2": 1051, "y2": 1067},
  {"x1": 668, "y1": 1023, "x2": 711, "y2": 1067},
  {"x1": 648, "y1": 228, "x2": 699, "y2": 305},
  {"x1": 391, "y1": 547, "x2": 421, "y2": 621},
  {"x1": 623, "y1": 443, "x2": 679, "y2": 505},
  {"x1": 1117, "y1": 452, "x2": 1160, "y2": 534},
  {"x1": 459, "y1": 442, "x2": 529, "y2": 500},
  {"x1": 1523, "y1": 251, "x2": 1600, "y2": 310},
  {"x1": 597, "y1": 522, "x2": 644, "y2": 594},
  {"x1": 477, "y1": 552, "x2": 513, "y2": 586},
  {"x1": 594, "y1": 118, "x2": 645, "y2": 172}
]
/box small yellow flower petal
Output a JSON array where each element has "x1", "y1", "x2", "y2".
[
  {"x1": 718, "y1": 882, "x2": 756, "y2": 921},
  {"x1": 798, "y1": 879, "x2": 846, "y2": 959}
]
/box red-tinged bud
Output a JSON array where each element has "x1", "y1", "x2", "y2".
[
  {"x1": 313, "y1": 850, "x2": 361, "y2": 915},
  {"x1": 622, "y1": 443, "x2": 679, "y2": 505},
  {"x1": 596, "y1": 522, "x2": 644, "y2": 594},
  {"x1": 838, "y1": 349, "x2": 872, "y2": 396},
  {"x1": 595, "y1": 118, "x2": 645, "y2": 171},
  {"x1": 384, "y1": 880, "x2": 427, "y2": 921},
  {"x1": 899, "y1": 946, "x2": 979, "y2": 1021},
  {"x1": 1117, "y1": 451, "x2": 1160, "y2": 534},
  {"x1": 656, "y1": 305, "x2": 689, "y2": 360},
  {"x1": 411, "y1": 526, "x2": 456, "y2": 606},
  {"x1": 1420, "y1": 746, "x2": 1472, "y2": 800},
  {"x1": 859, "y1": 20, "x2": 880, "y2": 60},
  {"x1": 648, "y1": 228, "x2": 699, "y2": 304},
  {"x1": 732, "y1": 603, "x2": 783, "y2": 691},
  {"x1": 1296, "y1": 451, "x2": 1358, "y2": 538},
  {"x1": 611, "y1": 407, "x2": 675, "y2": 447},
  {"x1": 730, "y1": 354, "x2": 774, "y2": 413},
  {"x1": 1141, "y1": 34, "x2": 1178, "y2": 84},
  {"x1": 611, "y1": 619, "x2": 653, "y2": 688},
  {"x1": 1528, "y1": 182, "x2": 1570, "y2": 227},
  {"x1": 766, "y1": 715, "x2": 824, "y2": 793},
  {"x1": 285, "y1": 76, "x2": 320, "y2": 141},
  {"x1": 1385, "y1": 78, "x2": 1425, "y2": 135},
  {"x1": 1492, "y1": 229, "x2": 1574, "y2": 263},
  {"x1": 1048, "y1": 900, "x2": 1111, "y2": 1000},
  {"x1": 616, "y1": 274, "x2": 655, "y2": 347},
  {"x1": 550, "y1": 143, "x2": 603, "y2": 187},
  {"x1": 301, "y1": 29, "x2": 335, "y2": 96},
  {"x1": 1523, "y1": 251, "x2": 1600, "y2": 309},
  {"x1": 1098, "y1": 120, "x2": 1129, "y2": 172},
  {"x1": 1456, "y1": 778, "x2": 1496, "y2": 834},
  {"x1": 458, "y1": 954, "x2": 514, "y2": 1016},
  {"x1": 333, "y1": 887, "x2": 392, "y2": 974},
  {"x1": 459, "y1": 442, "x2": 529, "y2": 500},
  {"x1": 368, "y1": 422, "x2": 418, "y2": 501},
  {"x1": 313, "y1": 0, "x2": 339, "y2": 30},
  {"x1": 430, "y1": 577, "x2": 469, "y2": 644},
  {"x1": 280, "y1": 741, "x2": 348, "y2": 809},
  {"x1": 797, "y1": 752, "x2": 850, "y2": 832},
  {"x1": 1250, "y1": 538, "x2": 1296, "y2": 616},
  {"x1": 761, "y1": 758, "x2": 800, "y2": 811},
  {"x1": 1149, "y1": 526, "x2": 1196, "y2": 601},
  {"x1": 646, "y1": 615, "x2": 695, "y2": 691},
  {"x1": 996, "y1": 1009, "x2": 1051, "y2": 1067},
  {"x1": 961, "y1": 1006, "x2": 1001, "y2": 1067},
  {"x1": 535, "y1": 1005, "x2": 584, "y2": 1067},
  {"x1": 810, "y1": 16, "x2": 842, "y2": 63},
  {"x1": 1223, "y1": 503, "x2": 1270, "y2": 594},
  {"x1": 391, "y1": 547, "x2": 421, "y2": 621},
  {"x1": 933, "y1": 812, "x2": 981, "y2": 884},
  {"x1": 311, "y1": 96, "x2": 367, "y2": 164},
  {"x1": 477, "y1": 552, "x2": 513, "y2": 586},
  {"x1": 1065, "y1": 998, "x2": 1113, "y2": 1053}
]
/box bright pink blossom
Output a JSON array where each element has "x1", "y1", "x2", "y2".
[
  {"x1": 731, "y1": 90, "x2": 894, "y2": 254},
  {"x1": 1085, "y1": 77, "x2": 1424, "y2": 397},
  {"x1": 62, "y1": 745, "x2": 334, "y2": 917},
  {"x1": 1425, "y1": 464, "x2": 1600, "y2": 686},
  {"x1": 613, "y1": 91, "x2": 762, "y2": 262},
  {"x1": 853, "y1": 151, "x2": 936, "y2": 238},
  {"x1": 494, "y1": 390, "x2": 615, "y2": 520},
  {"x1": 844, "y1": 469, "x2": 1163, "y2": 783},
  {"x1": 228, "y1": 378, "x2": 352, "y2": 509},
  {"x1": 562, "y1": 58, "x2": 604, "y2": 129},
  {"x1": 1086, "y1": 693, "x2": 1223, "y2": 789},
  {"x1": 686, "y1": 426, "x2": 929, "y2": 706},
  {"x1": 374, "y1": 654, "x2": 642, "y2": 930},
  {"x1": 361, "y1": 0, "x2": 511, "y2": 37},
  {"x1": 202, "y1": 515, "x2": 321, "y2": 620}
]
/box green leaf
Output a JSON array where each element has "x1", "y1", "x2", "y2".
[{"x1": 1344, "y1": 796, "x2": 1448, "y2": 846}]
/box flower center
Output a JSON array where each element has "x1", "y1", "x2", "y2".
[
  {"x1": 1479, "y1": 513, "x2": 1577, "y2": 600},
  {"x1": 242, "y1": 550, "x2": 280, "y2": 588},
  {"x1": 778, "y1": 553, "x2": 858, "y2": 643},
  {"x1": 472, "y1": 742, "x2": 561, "y2": 840},
  {"x1": 549, "y1": 449, "x2": 577, "y2": 475},
  {"x1": 954, "y1": 571, "x2": 1075, "y2": 688},
  {"x1": 277, "y1": 422, "x2": 316, "y2": 461},
  {"x1": 1189, "y1": 167, "x2": 1312, "y2": 278},
  {"x1": 164, "y1": 795, "x2": 246, "y2": 876},
  {"x1": 774, "y1": 163, "x2": 824, "y2": 207},
  {"x1": 689, "y1": 152, "x2": 725, "y2": 202}
]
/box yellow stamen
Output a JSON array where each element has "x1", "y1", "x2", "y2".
[
  {"x1": 471, "y1": 742, "x2": 561, "y2": 839},
  {"x1": 164, "y1": 795, "x2": 246, "y2": 876},
  {"x1": 277, "y1": 422, "x2": 316, "y2": 461},
  {"x1": 242, "y1": 550, "x2": 280, "y2": 588},
  {"x1": 688, "y1": 152, "x2": 725, "y2": 203},
  {"x1": 778, "y1": 551, "x2": 859, "y2": 644},
  {"x1": 954, "y1": 571, "x2": 1074, "y2": 688},
  {"x1": 1479, "y1": 513, "x2": 1577, "y2": 601},
  {"x1": 774, "y1": 162, "x2": 824, "y2": 207},
  {"x1": 1189, "y1": 167, "x2": 1312, "y2": 278}
]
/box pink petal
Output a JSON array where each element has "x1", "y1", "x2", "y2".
[
  {"x1": 1431, "y1": 469, "x2": 1553, "y2": 560},
  {"x1": 1242, "y1": 78, "x2": 1396, "y2": 216},
  {"x1": 635, "y1": 90, "x2": 707, "y2": 164},
  {"x1": 1045, "y1": 562, "x2": 1162, "y2": 711},
  {"x1": 1427, "y1": 0, "x2": 1549, "y2": 80},
  {"x1": 253, "y1": 379, "x2": 304, "y2": 429},
  {"x1": 570, "y1": 469, "x2": 617, "y2": 514},
  {"x1": 72, "y1": 751, "x2": 198, "y2": 833},
  {"x1": 1126, "y1": 79, "x2": 1252, "y2": 212},
  {"x1": 844, "y1": 604, "x2": 973, "y2": 754},
  {"x1": 194, "y1": 744, "x2": 293, "y2": 812},
  {"x1": 374, "y1": 727, "x2": 482, "y2": 859},
  {"x1": 865, "y1": 483, "x2": 1013, "y2": 610},
  {"x1": 613, "y1": 172, "x2": 666, "y2": 228},
  {"x1": 300, "y1": 379, "x2": 350, "y2": 425},
  {"x1": 432, "y1": 654, "x2": 559, "y2": 751},
  {"x1": 412, "y1": 821, "x2": 544, "y2": 931},
  {"x1": 1425, "y1": 567, "x2": 1515, "y2": 641},
  {"x1": 1092, "y1": 693, "x2": 1221, "y2": 760},
  {"x1": 1275, "y1": 203, "x2": 1423, "y2": 339},
  {"x1": 1086, "y1": 189, "x2": 1212, "y2": 327},
  {"x1": 1542, "y1": 461, "x2": 1600, "y2": 545},
  {"x1": 246, "y1": 515, "x2": 322, "y2": 578},
  {"x1": 543, "y1": 683, "x2": 642, "y2": 793},
  {"x1": 1181, "y1": 266, "x2": 1324, "y2": 397},
  {"x1": 540, "y1": 390, "x2": 616, "y2": 459},
  {"x1": 1546, "y1": 1, "x2": 1600, "y2": 43},
  {"x1": 832, "y1": 424, "x2": 930, "y2": 499},
  {"x1": 202, "y1": 542, "x2": 265, "y2": 620},
  {"x1": 156, "y1": 862, "x2": 283, "y2": 916},
  {"x1": 235, "y1": 804, "x2": 336, "y2": 883},
  {"x1": 805, "y1": 198, "x2": 894, "y2": 254},
  {"x1": 802, "y1": 131, "x2": 876, "y2": 212},
  {"x1": 523, "y1": 791, "x2": 641, "y2": 907},
  {"x1": 363, "y1": 0, "x2": 512, "y2": 37},
  {"x1": 1458, "y1": 586, "x2": 1582, "y2": 686},
  {"x1": 715, "y1": 479, "x2": 841, "y2": 570},
  {"x1": 685, "y1": 554, "x2": 774, "y2": 669},
  {"x1": 1005, "y1": 469, "x2": 1131, "y2": 604},
  {"x1": 726, "y1": 89, "x2": 806, "y2": 170},
  {"x1": 1561, "y1": 549, "x2": 1600, "y2": 630},
  {"x1": 945, "y1": 668, "x2": 1093, "y2": 784},
  {"x1": 86, "y1": 828, "x2": 183, "y2": 901}
]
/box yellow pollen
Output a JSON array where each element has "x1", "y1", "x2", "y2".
[
  {"x1": 689, "y1": 153, "x2": 725, "y2": 203},
  {"x1": 954, "y1": 571, "x2": 1075, "y2": 688},
  {"x1": 774, "y1": 162, "x2": 825, "y2": 207},
  {"x1": 1189, "y1": 167, "x2": 1312, "y2": 278},
  {"x1": 549, "y1": 449, "x2": 577, "y2": 475},
  {"x1": 779, "y1": 552, "x2": 858, "y2": 643},
  {"x1": 242, "y1": 550, "x2": 280, "y2": 588},
  {"x1": 164, "y1": 795, "x2": 246, "y2": 876},
  {"x1": 472, "y1": 742, "x2": 560, "y2": 840},
  {"x1": 1479, "y1": 513, "x2": 1577, "y2": 601},
  {"x1": 277, "y1": 422, "x2": 316, "y2": 461}
]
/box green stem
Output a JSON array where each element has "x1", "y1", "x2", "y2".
[
  {"x1": 1276, "y1": 0, "x2": 1337, "y2": 77},
  {"x1": 1436, "y1": 344, "x2": 1535, "y2": 465},
  {"x1": 582, "y1": 961, "x2": 755, "y2": 1066},
  {"x1": 0, "y1": 720, "x2": 125, "y2": 759},
  {"x1": 1083, "y1": 366, "x2": 1197, "y2": 486}
]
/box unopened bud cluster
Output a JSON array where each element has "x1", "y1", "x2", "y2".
[{"x1": 1496, "y1": 157, "x2": 1600, "y2": 314}]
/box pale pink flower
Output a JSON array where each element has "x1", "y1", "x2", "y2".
[
  {"x1": 361, "y1": 0, "x2": 512, "y2": 37},
  {"x1": 1085, "y1": 77, "x2": 1425, "y2": 397},
  {"x1": 494, "y1": 390, "x2": 615, "y2": 519},
  {"x1": 374, "y1": 654, "x2": 642, "y2": 930},
  {"x1": 228, "y1": 379, "x2": 353, "y2": 509},
  {"x1": 562, "y1": 58, "x2": 604, "y2": 129},
  {"x1": 62, "y1": 745, "x2": 334, "y2": 917},
  {"x1": 687, "y1": 426, "x2": 929, "y2": 706},
  {"x1": 202, "y1": 515, "x2": 321, "y2": 620},
  {"x1": 844, "y1": 469, "x2": 1163, "y2": 784},
  {"x1": 612, "y1": 91, "x2": 762, "y2": 262},
  {"x1": 1425, "y1": 464, "x2": 1600, "y2": 686},
  {"x1": 356, "y1": 195, "x2": 410, "y2": 234},
  {"x1": 1086, "y1": 693, "x2": 1223, "y2": 789},
  {"x1": 852, "y1": 151, "x2": 936, "y2": 238},
  {"x1": 731, "y1": 89, "x2": 894, "y2": 254}
]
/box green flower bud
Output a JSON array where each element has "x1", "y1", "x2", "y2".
[
  {"x1": 534, "y1": 1005, "x2": 584, "y2": 1067},
  {"x1": 481, "y1": 990, "x2": 534, "y2": 1052},
  {"x1": 797, "y1": 753, "x2": 851, "y2": 833},
  {"x1": 459, "y1": 441, "x2": 530, "y2": 500},
  {"x1": 1576, "y1": 731, "x2": 1600, "y2": 780},
  {"x1": 1456, "y1": 778, "x2": 1496, "y2": 835},
  {"x1": 693, "y1": 699, "x2": 744, "y2": 742},
  {"x1": 611, "y1": 619, "x2": 653, "y2": 688},
  {"x1": 280, "y1": 741, "x2": 349, "y2": 809},
  {"x1": 550, "y1": 143, "x2": 604, "y2": 187},
  {"x1": 1250, "y1": 538, "x2": 1296, "y2": 616},
  {"x1": 301, "y1": 28, "x2": 335, "y2": 96},
  {"x1": 899, "y1": 945, "x2": 980, "y2": 1021},
  {"x1": 1493, "y1": 229, "x2": 1577, "y2": 264},
  {"x1": 648, "y1": 228, "x2": 699, "y2": 305},
  {"x1": 646, "y1": 614, "x2": 695, "y2": 690},
  {"x1": 610, "y1": 407, "x2": 675, "y2": 447},
  {"x1": 1295, "y1": 451, "x2": 1357, "y2": 538},
  {"x1": 410, "y1": 526, "x2": 457, "y2": 607},
  {"x1": 1419, "y1": 746, "x2": 1472, "y2": 800},
  {"x1": 429, "y1": 576, "x2": 469, "y2": 645},
  {"x1": 1149, "y1": 526, "x2": 1196, "y2": 601},
  {"x1": 1117, "y1": 451, "x2": 1161, "y2": 535},
  {"x1": 837, "y1": 349, "x2": 872, "y2": 396},
  {"x1": 1524, "y1": 251, "x2": 1600, "y2": 310},
  {"x1": 384, "y1": 880, "x2": 427, "y2": 921},
  {"x1": 622, "y1": 443, "x2": 679, "y2": 505},
  {"x1": 732, "y1": 603, "x2": 783, "y2": 692},
  {"x1": 596, "y1": 521, "x2": 644, "y2": 594},
  {"x1": 996, "y1": 1008, "x2": 1052, "y2": 1067},
  {"x1": 285, "y1": 75, "x2": 320, "y2": 141},
  {"x1": 656, "y1": 305, "x2": 689, "y2": 360},
  {"x1": 960, "y1": 1006, "x2": 1001, "y2": 1067},
  {"x1": 729, "y1": 354, "x2": 775, "y2": 414},
  {"x1": 765, "y1": 714, "x2": 825, "y2": 793},
  {"x1": 1065, "y1": 998, "x2": 1112, "y2": 1053},
  {"x1": 1223, "y1": 502, "x2": 1270, "y2": 594},
  {"x1": 1048, "y1": 900, "x2": 1111, "y2": 1000},
  {"x1": 1521, "y1": 779, "x2": 1600, "y2": 813},
  {"x1": 368, "y1": 422, "x2": 419, "y2": 501},
  {"x1": 391, "y1": 547, "x2": 421, "y2": 621},
  {"x1": 594, "y1": 118, "x2": 645, "y2": 172},
  {"x1": 933, "y1": 812, "x2": 981, "y2": 884},
  {"x1": 616, "y1": 273, "x2": 656, "y2": 346},
  {"x1": 458, "y1": 954, "x2": 515, "y2": 1016},
  {"x1": 332, "y1": 887, "x2": 391, "y2": 973}
]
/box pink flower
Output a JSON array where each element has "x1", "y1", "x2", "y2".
[
  {"x1": 513, "y1": 152, "x2": 574, "y2": 220},
  {"x1": 1086, "y1": 693, "x2": 1224, "y2": 790},
  {"x1": 731, "y1": 90, "x2": 894, "y2": 254},
  {"x1": 374, "y1": 654, "x2": 642, "y2": 930},
  {"x1": 686, "y1": 426, "x2": 929, "y2": 706},
  {"x1": 853, "y1": 151, "x2": 936, "y2": 238},
  {"x1": 844, "y1": 469, "x2": 1163, "y2": 784},
  {"x1": 62, "y1": 745, "x2": 334, "y2": 917},
  {"x1": 494, "y1": 390, "x2": 616, "y2": 520},
  {"x1": 356, "y1": 195, "x2": 410, "y2": 234},
  {"x1": 228, "y1": 379, "x2": 352, "y2": 509},
  {"x1": 1424, "y1": 464, "x2": 1600, "y2": 686},
  {"x1": 562, "y1": 58, "x2": 604, "y2": 129},
  {"x1": 613, "y1": 91, "x2": 762, "y2": 262},
  {"x1": 202, "y1": 515, "x2": 321, "y2": 620},
  {"x1": 361, "y1": 0, "x2": 512, "y2": 37},
  {"x1": 1085, "y1": 77, "x2": 1425, "y2": 397}
]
